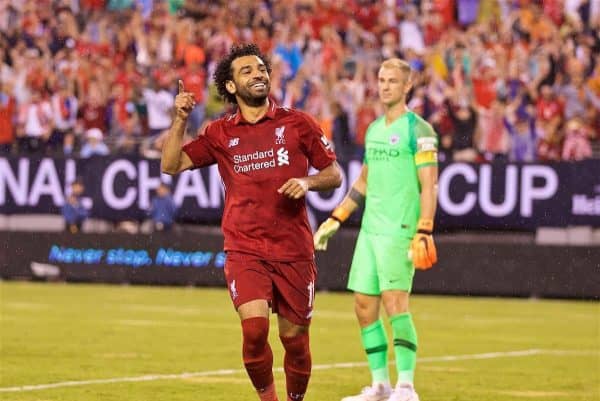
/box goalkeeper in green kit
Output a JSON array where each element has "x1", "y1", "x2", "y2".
[{"x1": 314, "y1": 58, "x2": 438, "y2": 401}]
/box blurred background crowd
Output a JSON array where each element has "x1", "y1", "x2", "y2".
[{"x1": 0, "y1": 0, "x2": 599, "y2": 163}]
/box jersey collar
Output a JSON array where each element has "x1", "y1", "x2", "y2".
[{"x1": 232, "y1": 98, "x2": 278, "y2": 125}]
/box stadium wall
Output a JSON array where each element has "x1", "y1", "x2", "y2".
[
  {"x1": 1, "y1": 230, "x2": 597, "y2": 299},
  {"x1": 1, "y1": 157, "x2": 599, "y2": 230}
]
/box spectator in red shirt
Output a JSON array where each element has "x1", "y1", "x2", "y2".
[
  {"x1": 350, "y1": 0, "x2": 380, "y2": 32},
  {"x1": 81, "y1": 0, "x2": 105, "y2": 12},
  {"x1": 114, "y1": 57, "x2": 143, "y2": 99},
  {"x1": 423, "y1": 9, "x2": 445, "y2": 45},
  {"x1": 535, "y1": 84, "x2": 564, "y2": 160},
  {"x1": 472, "y1": 59, "x2": 498, "y2": 109},
  {"x1": 161, "y1": 44, "x2": 342, "y2": 401},
  {"x1": 536, "y1": 84, "x2": 564, "y2": 123},
  {"x1": 0, "y1": 82, "x2": 16, "y2": 153},
  {"x1": 78, "y1": 80, "x2": 108, "y2": 133},
  {"x1": 434, "y1": 0, "x2": 456, "y2": 26},
  {"x1": 253, "y1": 26, "x2": 273, "y2": 55}
]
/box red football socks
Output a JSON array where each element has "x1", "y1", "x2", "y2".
[
  {"x1": 257, "y1": 382, "x2": 279, "y2": 401},
  {"x1": 280, "y1": 333, "x2": 311, "y2": 401},
  {"x1": 242, "y1": 317, "x2": 275, "y2": 396}
]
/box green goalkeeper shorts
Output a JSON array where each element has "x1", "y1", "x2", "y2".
[{"x1": 347, "y1": 230, "x2": 414, "y2": 295}]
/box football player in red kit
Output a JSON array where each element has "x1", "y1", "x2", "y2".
[{"x1": 161, "y1": 44, "x2": 342, "y2": 401}]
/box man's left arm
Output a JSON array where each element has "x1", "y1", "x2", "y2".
[
  {"x1": 278, "y1": 113, "x2": 342, "y2": 199},
  {"x1": 417, "y1": 165, "x2": 438, "y2": 229},
  {"x1": 411, "y1": 120, "x2": 439, "y2": 269},
  {"x1": 278, "y1": 162, "x2": 342, "y2": 199}
]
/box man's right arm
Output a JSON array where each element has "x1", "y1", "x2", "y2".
[
  {"x1": 161, "y1": 115, "x2": 194, "y2": 175},
  {"x1": 161, "y1": 80, "x2": 196, "y2": 175}
]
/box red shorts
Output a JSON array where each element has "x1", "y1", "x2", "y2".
[{"x1": 224, "y1": 252, "x2": 317, "y2": 326}]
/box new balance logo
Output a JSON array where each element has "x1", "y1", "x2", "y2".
[
  {"x1": 320, "y1": 135, "x2": 332, "y2": 150},
  {"x1": 275, "y1": 126, "x2": 286, "y2": 144},
  {"x1": 277, "y1": 147, "x2": 289, "y2": 166},
  {"x1": 228, "y1": 138, "x2": 240, "y2": 148}
]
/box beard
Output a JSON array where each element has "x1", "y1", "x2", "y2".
[{"x1": 235, "y1": 80, "x2": 270, "y2": 107}]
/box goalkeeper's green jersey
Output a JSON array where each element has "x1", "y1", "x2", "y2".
[{"x1": 361, "y1": 110, "x2": 438, "y2": 238}]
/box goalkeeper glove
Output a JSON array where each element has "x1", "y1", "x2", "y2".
[
  {"x1": 313, "y1": 218, "x2": 340, "y2": 251},
  {"x1": 313, "y1": 206, "x2": 350, "y2": 251},
  {"x1": 410, "y1": 218, "x2": 437, "y2": 270}
]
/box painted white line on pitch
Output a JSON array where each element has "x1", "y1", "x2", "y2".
[{"x1": 0, "y1": 349, "x2": 594, "y2": 393}]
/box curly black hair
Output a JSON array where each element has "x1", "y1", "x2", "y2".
[{"x1": 213, "y1": 43, "x2": 272, "y2": 104}]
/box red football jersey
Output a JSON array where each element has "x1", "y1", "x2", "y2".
[{"x1": 182, "y1": 101, "x2": 336, "y2": 261}]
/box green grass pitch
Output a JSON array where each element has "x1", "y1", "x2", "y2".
[{"x1": 0, "y1": 282, "x2": 598, "y2": 401}]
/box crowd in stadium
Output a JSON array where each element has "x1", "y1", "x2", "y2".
[{"x1": 0, "y1": 0, "x2": 598, "y2": 162}]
